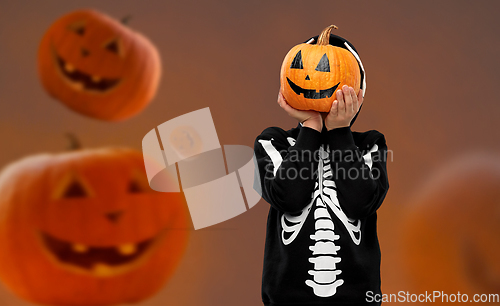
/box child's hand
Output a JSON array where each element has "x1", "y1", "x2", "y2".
[
  {"x1": 324, "y1": 85, "x2": 363, "y2": 130},
  {"x1": 277, "y1": 91, "x2": 323, "y2": 132}
]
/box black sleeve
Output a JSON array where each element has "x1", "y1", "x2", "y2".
[
  {"x1": 325, "y1": 127, "x2": 389, "y2": 219},
  {"x1": 254, "y1": 126, "x2": 322, "y2": 214}
]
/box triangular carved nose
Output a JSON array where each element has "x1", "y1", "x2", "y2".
[
  {"x1": 305, "y1": 75, "x2": 310, "y2": 80},
  {"x1": 81, "y1": 48, "x2": 90, "y2": 57},
  {"x1": 105, "y1": 211, "x2": 123, "y2": 223}
]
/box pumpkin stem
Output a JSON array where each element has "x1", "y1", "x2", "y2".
[
  {"x1": 317, "y1": 25, "x2": 338, "y2": 46},
  {"x1": 66, "y1": 133, "x2": 81, "y2": 150},
  {"x1": 121, "y1": 15, "x2": 132, "y2": 25}
]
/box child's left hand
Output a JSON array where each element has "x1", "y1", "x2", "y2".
[{"x1": 324, "y1": 85, "x2": 363, "y2": 130}]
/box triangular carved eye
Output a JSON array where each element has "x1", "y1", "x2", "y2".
[
  {"x1": 315, "y1": 53, "x2": 330, "y2": 72},
  {"x1": 290, "y1": 50, "x2": 303, "y2": 69},
  {"x1": 68, "y1": 22, "x2": 86, "y2": 36},
  {"x1": 62, "y1": 180, "x2": 88, "y2": 198},
  {"x1": 53, "y1": 174, "x2": 93, "y2": 200},
  {"x1": 128, "y1": 180, "x2": 144, "y2": 193},
  {"x1": 128, "y1": 170, "x2": 153, "y2": 194},
  {"x1": 74, "y1": 27, "x2": 85, "y2": 36},
  {"x1": 104, "y1": 39, "x2": 121, "y2": 56}
]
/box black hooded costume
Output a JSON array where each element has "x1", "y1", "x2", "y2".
[{"x1": 253, "y1": 33, "x2": 389, "y2": 306}]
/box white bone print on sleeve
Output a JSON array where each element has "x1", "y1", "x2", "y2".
[{"x1": 258, "y1": 138, "x2": 283, "y2": 176}]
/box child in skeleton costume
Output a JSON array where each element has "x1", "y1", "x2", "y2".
[{"x1": 254, "y1": 34, "x2": 389, "y2": 306}]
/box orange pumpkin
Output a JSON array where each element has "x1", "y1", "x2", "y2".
[
  {"x1": 400, "y1": 155, "x2": 500, "y2": 302},
  {"x1": 0, "y1": 148, "x2": 190, "y2": 305},
  {"x1": 280, "y1": 25, "x2": 362, "y2": 112},
  {"x1": 38, "y1": 9, "x2": 161, "y2": 121}
]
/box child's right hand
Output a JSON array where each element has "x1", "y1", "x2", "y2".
[{"x1": 277, "y1": 91, "x2": 323, "y2": 132}]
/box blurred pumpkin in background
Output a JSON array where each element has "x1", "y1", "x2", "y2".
[
  {"x1": 280, "y1": 25, "x2": 361, "y2": 112},
  {"x1": 38, "y1": 9, "x2": 161, "y2": 121},
  {"x1": 401, "y1": 154, "x2": 500, "y2": 304},
  {"x1": 0, "y1": 147, "x2": 191, "y2": 305}
]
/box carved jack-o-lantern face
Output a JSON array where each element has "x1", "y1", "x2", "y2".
[
  {"x1": 38, "y1": 10, "x2": 161, "y2": 121},
  {"x1": 280, "y1": 25, "x2": 361, "y2": 112},
  {"x1": 0, "y1": 148, "x2": 190, "y2": 305}
]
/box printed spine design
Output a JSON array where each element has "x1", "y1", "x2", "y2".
[
  {"x1": 304, "y1": 147, "x2": 344, "y2": 296},
  {"x1": 281, "y1": 145, "x2": 365, "y2": 297}
]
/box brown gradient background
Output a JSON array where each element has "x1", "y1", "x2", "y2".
[{"x1": 1, "y1": 0, "x2": 499, "y2": 305}]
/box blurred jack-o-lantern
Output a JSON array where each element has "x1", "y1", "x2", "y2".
[
  {"x1": 38, "y1": 9, "x2": 161, "y2": 121},
  {"x1": 0, "y1": 147, "x2": 190, "y2": 305},
  {"x1": 280, "y1": 25, "x2": 362, "y2": 112},
  {"x1": 401, "y1": 155, "x2": 500, "y2": 303}
]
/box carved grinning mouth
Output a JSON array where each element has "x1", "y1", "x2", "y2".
[
  {"x1": 54, "y1": 51, "x2": 120, "y2": 92},
  {"x1": 287, "y1": 78, "x2": 339, "y2": 99},
  {"x1": 39, "y1": 231, "x2": 160, "y2": 277}
]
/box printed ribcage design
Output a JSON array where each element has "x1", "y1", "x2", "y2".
[{"x1": 281, "y1": 145, "x2": 362, "y2": 297}]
